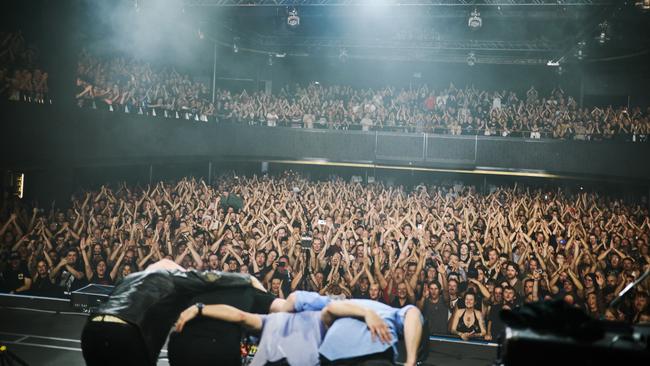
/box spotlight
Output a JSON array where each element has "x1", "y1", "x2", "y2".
[
  {"x1": 468, "y1": 9, "x2": 482, "y2": 31},
  {"x1": 466, "y1": 52, "x2": 477, "y2": 66},
  {"x1": 287, "y1": 7, "x2": 300, "y2": 28},
  {"x1": 267, "y1": 54, "x2": 274, "y2": 66},
  {"x1": 233, "y1": 37, "x2": 239, "y2": 53},
  {"x1": 575, "y1": 41, "x2": 586, "y2": 61},
  {"x1": 339, "y1": 48, "x2": 348, "y2": 63},
  {"x1": 597, "y1": 21, "x2": 609, "y2": 45},
  {"x1": 197, "y1": 28, "x2": 204, "y2": 40}
]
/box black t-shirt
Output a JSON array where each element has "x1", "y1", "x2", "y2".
[
  {"x1": 488, "y1": 304, "x2": 507, "y2": 339},
  {"x1": 272, "y1": 269, "x2": 292, "y2": 296},
  {"x1": 30, "y1": 275, "x2": 62, "y2": 297},
  {"x1": 423, "y1": 297, "x2": 450, "y2": 335},
  {"x1": 1, "y1": 265, "x2": 31, "y2": 293},
  {"x1": 351, "y1": 287, "x2": 370, "y2": 299},
  {"x1": 389, "y1": 297, "x2": 413, "y2": 309},
  {"x1": 254, "y1": 265, "x2": 272, "y2": 282},
  {"x1": 56, "y1": 263, "x2": 87, "y2": 291},
  {"x1": 91, "y1": 274, "x2": 114, "y2": 286}
]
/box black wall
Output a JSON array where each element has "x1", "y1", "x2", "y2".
[{"x1": 1, "y1": 103, "x2": 649, "y2": 182}]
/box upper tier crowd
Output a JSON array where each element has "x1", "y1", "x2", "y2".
[
  {"x1": 0, "y1": 38, "x2": 647, "y2": 142},
  {"x1": 72, "y1": 50, "x2": 650, "y2": 141},
  {"x1": 74, "y1": 49, "x2": 650, "y2": 141},
  {"x1": 1, "y1": 31, "x2": 648, "y2": 141},
  {"x1": 1, "y1": 172, "x2": 649, "y2": 341},
  {"x1": 0, "y1": 31, "x2": 49, "y2": 104}
]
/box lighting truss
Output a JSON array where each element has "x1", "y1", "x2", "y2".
[
  {"x1": 338, "y1": 51, "x2": 551, "y2": 65},
  {"x1": 183, "y1": 0, "x2": 615, "y2": 7},
  {"x1": 255, "y1": 36, "x2": 558, "y2": 53}
]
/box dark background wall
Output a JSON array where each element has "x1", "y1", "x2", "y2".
[{"x1": 2, "y1": 102, "x2": 649, "y2": 207}]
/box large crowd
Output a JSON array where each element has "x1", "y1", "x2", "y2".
[
  {"x1": 75, "y1": 50, "x2": 214, "y2": 121},
  {"x1": 2, "y1": 29, "x2": 649, "y2": 142},
  {"x1": 75, "y1": 50, "x2": 650, "y2": 142},
  {"x1": 1, "y1": 172, "x2": 649, "y2": 341},
  {"x1": 0, "y1": 31, "x2": 49, "y2": 104},
  {"x1": 1, "y1": 35, "x2": 647, "y2": 142}
]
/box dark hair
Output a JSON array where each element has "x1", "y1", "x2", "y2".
[
  {"x1": 506, "y1": 261, "x2": 520, "y2": 274},
  {"x1": 523, "y1": 278, "x2": 535, "y2": 286}
]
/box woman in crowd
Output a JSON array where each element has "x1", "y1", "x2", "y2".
[{"x1": 449, "y1": 291, "x2": 487, "y2": 341}]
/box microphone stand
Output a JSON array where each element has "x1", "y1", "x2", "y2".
[{"x1": 610, "y1": 267, "x2": 650, "y2": 308}]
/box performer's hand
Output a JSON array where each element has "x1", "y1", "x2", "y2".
[
  {"x1": 175, "y1": 305, "x2": 199, "y2": 333},
  {"x1": 364, "y1": 310, "x2": 392, "y2": 344}
]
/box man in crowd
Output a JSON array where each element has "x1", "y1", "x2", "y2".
[{"x1": 1, "y1": 251, "x2": 31, "y2": 293}]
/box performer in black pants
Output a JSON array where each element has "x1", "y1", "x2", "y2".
[
  {"x1": 80, "y1": 259, "x2": 260, "y2": 366},
  {"x1": 167, "y1": 286, "x2": 277, "y2": 366}
]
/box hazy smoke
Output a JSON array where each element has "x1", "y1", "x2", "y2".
[{"x1": 82, "y1": 0, "x2": 205, "y2": 67}]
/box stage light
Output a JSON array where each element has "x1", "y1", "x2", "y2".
[
  {"x1": 466, "y1": 52, "x2": 477, "y2": 66},
  {"x1": 575, "y1": 41, "x2": 586, "y2": 61},
  {"x1": 468, "y1": 9, "x2": 482, "y2": 31},
  {"x1": 233, "y1": 37, "x2": 239, "y2": 53},
  {"x1": 597, "y1": 21, "x2": 609, "y2": 45},
  {"x1": 197, "y1": 28, "x2": 204, "y2": 40},
  {"x1": 287, "y1": 7, "x2": 300, "y2": 28},
  {"x1": 7, "y1": 172, "x2": 24, "y2": 199}
]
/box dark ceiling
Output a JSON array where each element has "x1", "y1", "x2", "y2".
[{"x1": 187, "y1": 1, "x2": 650, "y2": 65}]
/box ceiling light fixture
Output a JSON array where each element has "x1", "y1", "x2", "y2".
[
  {"x1": 468, "y1": 9, "x2": 482, "y2": 31},
  {"x1": 467, "y1": 52, "x2": 477, "y2": 66},
  {"x1": 287, "y1": 7, "x2": 300, "y2": 28}
]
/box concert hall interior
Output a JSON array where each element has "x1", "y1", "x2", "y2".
[{"x1": 1, "y1": 1, "x2": 650, "y2": 365}]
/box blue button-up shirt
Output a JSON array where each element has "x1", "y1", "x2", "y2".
[
  {"x1": 251, "y1": 310, "x2": 325, "y2": 366},
  {"x1": 293, "y1": 291, "x2": 419, "y2": 362}
]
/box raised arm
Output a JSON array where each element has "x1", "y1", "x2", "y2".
[
  {"x1": 175, "y1": 304, "x2": 262, "y2": 333},
  {"x1": 320, "y1": 301, "x2": 392, "y2": 344}
]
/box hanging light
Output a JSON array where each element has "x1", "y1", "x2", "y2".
[
  {"x1": 597, "y1": 21, "x2": 609, "y2": 45},
  {"x1": 287, "y1": 7, "x2": 300, "y2": 28},
  {"x1": 466, "y1": 52, "x2": 477, "y2": 66},
  {"x1": 575, "y1": 41, "x2": 586, "y2": 61},
  {"x1": 468, "y1": 9, "x2": 482, "y2": 31}
]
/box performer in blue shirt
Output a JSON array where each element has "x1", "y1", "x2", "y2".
[{"x1": 174, "y1": 291, "x2": 424, "y2": 366}]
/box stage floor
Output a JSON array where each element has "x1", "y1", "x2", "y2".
[{"x1": 0, "y1": 300, "x2": 496, "y2": 366}]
